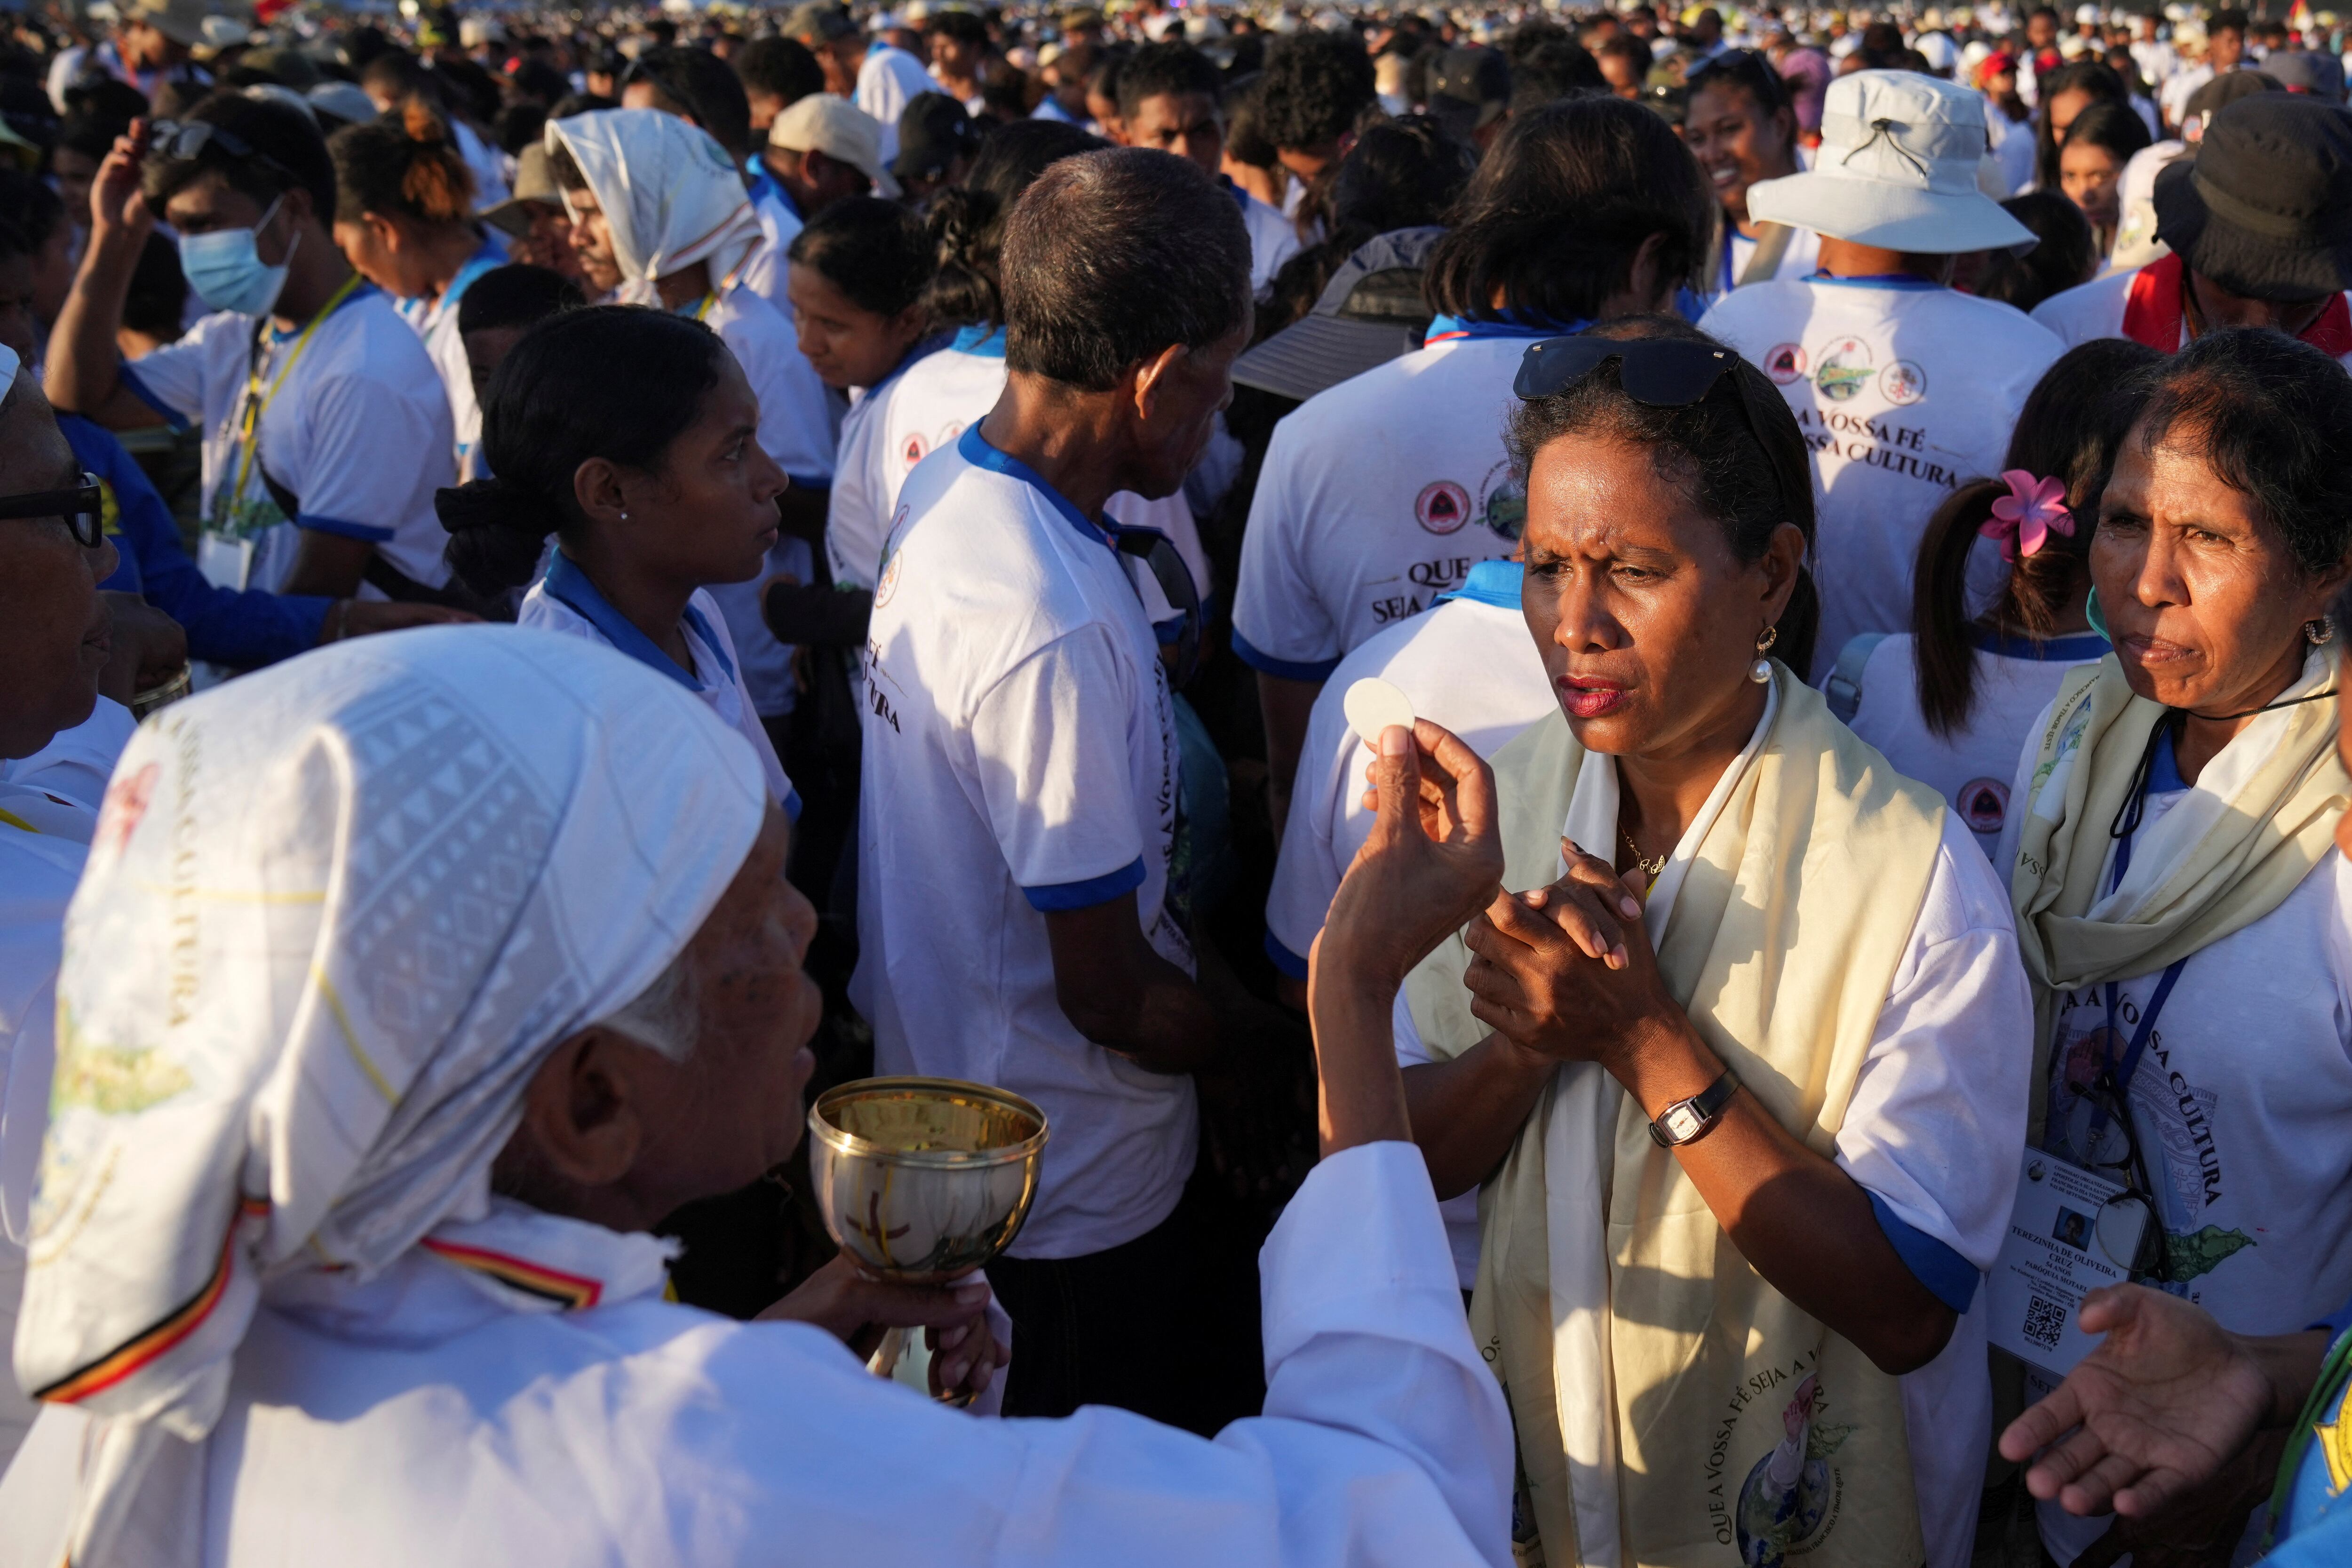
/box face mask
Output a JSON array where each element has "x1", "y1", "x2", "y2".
[{"x1": 179, "y1": 195, "x2": 295, "y2": 317}]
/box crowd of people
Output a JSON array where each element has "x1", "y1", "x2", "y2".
[{"x1": 3, "y1": 0, "x2": 2352, "y2": 1564}]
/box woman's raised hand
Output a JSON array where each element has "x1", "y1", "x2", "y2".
[{"x1": 1319, "y1": 721, "x2": 1505, "y2": 989}]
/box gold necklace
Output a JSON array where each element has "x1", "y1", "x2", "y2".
[{"x1": 1623, "y1": 831, "x2": 1667, "y2": 880}]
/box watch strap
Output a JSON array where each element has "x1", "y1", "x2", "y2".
[{"x1": 1647, "y1": 1066, "x2": 1741, "y2": 1147}]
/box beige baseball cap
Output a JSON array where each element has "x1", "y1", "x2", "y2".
[{"x1": 766, "y1": 93, "x2": 902, "y2": 199}]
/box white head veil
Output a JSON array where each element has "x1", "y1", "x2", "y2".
[
  {"x1": 547, "y1": 107, "x2": 766, "y2": 294},
  {"x1": 14, "y1": 626, "x2": 768, "y2": 1566}
]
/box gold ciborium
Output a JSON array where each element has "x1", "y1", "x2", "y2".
[{"x1": 807, "y1": 1077, "x2": 1048, "y2": 1394}]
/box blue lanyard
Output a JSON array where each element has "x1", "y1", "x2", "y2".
[{"x1": 2090, "y1": 740, "x2": 2190, "y2": 1130}]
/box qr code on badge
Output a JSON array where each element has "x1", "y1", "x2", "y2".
[{"x1": 2023, "y1": 1294, "x2": 2067, "y2": 1352}]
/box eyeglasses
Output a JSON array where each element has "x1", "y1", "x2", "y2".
[
  {"x1": 2071, "y1": 1068, "x2": 2175, "y2": 1283},
  {"x1": 1512, "y1": 336, "x2": 1812, "y2": 529},
  {"x1": 1115, "y1": 527, "x2": 1203, "y2": 690},
  {"x1": 0, "y1": 472, "x2": 106, "y2": 549}
]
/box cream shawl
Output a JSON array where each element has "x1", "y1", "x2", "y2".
[
  {"x1": 1404, "y1": 666, "x2": 1947, "y2": 1568},
  {"x1": 2008, "y1": 648, "x2": 2349, "y2": 1137}
]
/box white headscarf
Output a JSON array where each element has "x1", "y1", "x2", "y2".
[
  {"x1": 547, "y1": 107, "x2": 766, "y2": 294},
  {"x1": 13, "y1": 626, "x2": 768, "y2": 1567}
]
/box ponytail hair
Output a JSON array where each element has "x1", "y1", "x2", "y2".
[
  {"x1": 1909, "y1": 336, "x2": 2162, "y2": 735},
  {"x1": 329, "y1": 95, "x2": 476, "y2": 227},
  {"x1": 437, "y1": 306, "x2": 728, "y2": 596},
  {"x1": 918, "y1": 119, "x2": 1105, "y2": 329}
]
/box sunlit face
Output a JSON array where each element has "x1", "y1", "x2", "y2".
[
  {"x1": 642, "y1": 807, "x2": 821, "y2": 1191},
  {"x1": 2092, "y1": 426, "x2": 2344, "y2": 717},
  {"x1": 784, "y1": 260, "x2": 925, "y2": 390},
  {"x1": 2059, "y1": 139, "x2": 2125, "y2": 229},
  {"x1": 0, "y1": 373, "x2": 116, "y2": 760},
  {"x1": 1685, "y1": 82, "x2": 1797, "y2": 222},
  {"x1": 1518, "y1": 429, "x2": 1801, "y2": 759},
  {"x1": 606, "y1": 355, "x2": 789, "y2": 588},
  {"x1": 1125, "y1": 91, "x2": 1224, "y2": 179},
  {"x1": 2210, "y1": 24, "x2": 2245, "y2": 69},
  {"x1": 561, "y1": 181, "x2": 625, "y2": 294}
]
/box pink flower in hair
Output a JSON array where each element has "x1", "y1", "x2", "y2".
[{"x1": 1980, "y1": 470, "x2": 2074, "y2": 563}]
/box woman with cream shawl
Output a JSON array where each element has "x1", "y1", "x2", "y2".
[
  {"x1": 2000, "y1": 330, "x2": 2352, "y2": 1567},
  {"x1": 1397, "y1": 320, "x2": 2034, "y2": 1568}
]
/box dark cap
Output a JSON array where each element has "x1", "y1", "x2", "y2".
[
  {"x1": 2183, "y1": 67, "x2": 2280, "y2": 125},
  {"x1": 2155, "y1": 92, "x2": 2352, "y2": 301},
  {"x1": 2266, "y1": 52, "x2": 2346, "y2": 101},
  {"x1": 1233, "y1": 225, "x2": 1444, "y2": 402},
  {"x1": 787, "y1": 2, "x2": 858, "y2": 43},
  {"x1": 893, "y1": 90, "x2": 978, "y2": 181},
  {"x1": 1426, "y1": 46, "x2": 1511, "y2": 140}
]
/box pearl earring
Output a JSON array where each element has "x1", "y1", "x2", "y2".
[
  {"x1": 1750, "y1": 625, "x2": 1778, "y2": 684},
  {"x1": 2307, "y1": 616, "x2": 2334, "y2": 646}
]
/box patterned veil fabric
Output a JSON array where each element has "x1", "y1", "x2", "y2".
[{"x1": 13, "y1": 626, "x2": 767, "y2": 1567}]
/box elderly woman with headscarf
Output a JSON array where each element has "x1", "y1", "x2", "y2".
[
  {"x1": 1395, "y1": 318, "x2": 2034, "y2": 1568},
  {"x1": 0, "y1": 623, "x2": 1517, "y2": 1567},
  {"x1": 544, "y1": 106, "x2": 836, "y2": 733},
  {"x1": 2000, "y1": 329, "x2": 2352, "y2": 1567}
]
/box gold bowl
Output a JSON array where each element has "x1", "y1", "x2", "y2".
[{"x1": 807, "y1": 1077, "x2": 1049, "y2": 1284}]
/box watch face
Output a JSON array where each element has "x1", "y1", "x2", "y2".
[{"x1": 1661, "y1": 1104, "x2": 1704, "y2": 1142}]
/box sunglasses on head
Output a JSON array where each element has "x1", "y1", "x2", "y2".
[
  {"x1": 1512, "y1": 335, "x2": 1812, "y2": 525},
  {"x1": 147, "y1": 118, "x2": 302, "y2": 188},
  {"x1": 0, "y1": 472, "x2": 106, "y2": 549}
]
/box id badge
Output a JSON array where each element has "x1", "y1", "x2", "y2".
[
  {"x1": 1989, "y1": 1149, "x2": 2150, "y2": 1377},
  {"x1": 196, "y1": 530, "x2": 253, "y2": 591}
]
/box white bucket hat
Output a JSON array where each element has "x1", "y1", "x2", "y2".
[{"x1": 1748, "y1": 69, "x2": 2036, "y2": 253}]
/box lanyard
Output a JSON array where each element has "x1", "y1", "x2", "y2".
[
  {"x1": 230, "y1": 271, "x2": 364, "y2": 519},
  {"x1": 682, "y1": 293, "x2": 718, "y2": 322},
  {"x1": 2087, "y1": 752, "x2": 2189, "y2": 1139}
]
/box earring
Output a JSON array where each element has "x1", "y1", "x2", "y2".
[
  {"x1": 2307, "y1": 616, "x2": 2334, "y2": 646},
  {"x1": 1750, "y1": 625, "x2": 1777, "y2": 684},
  {"x1": 620, "y1": 510, "x2": 630, "y2": 521}
]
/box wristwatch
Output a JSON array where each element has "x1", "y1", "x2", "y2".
[{"x1": 1647, "y1": 1067, "x2": 1741, "y2": 1148}]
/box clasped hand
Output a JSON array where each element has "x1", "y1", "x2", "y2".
[{"x1": 1462, "y1": 836, "x2": 1683, "y2": 1073}]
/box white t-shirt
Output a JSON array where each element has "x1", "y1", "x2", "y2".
[
  {"x1": 1236, "y1": 186, "x2": 1301, "y2": 296},
  {"x1": 1843, "y1": 629, "x2": 2110, "y2": 859},
  {"x1": 121, "y1": 284, "x2": 457, "y2": 596},
  {"x1": 857, "y1": 43, "x2": 941, "y2": 166},
  {"x1": 2131, "y1": 37, "x2": 2181, "y2": 84},
  {"x1": 1714, "y1": 223, "x2": 1823, "y2": 294},
  {"x1": 861, "y1": 328, "x2": 1211, "y2": 598},
  {"x1": 1233, "y1": 329, "x2": 1533, "y2": 682},
  {"x1": 1264, "y1": 562, "x2": 1555, "y2": 1288},
  {"x1": 2003, "y1": 709, "x2": 2352, "y2": 1563},
  {"x1": 517, "y1": 554, "x2": 798, "y2": 818},
  {"x1": 394, "y1": 238, "x2": 505, "y2": 481},
  {"x1": 453, "y1": 119, "x2": 512, "y2": 211},
  {"x1": 1394, "y1": 718, "x2": 2032, "y2": 1568},
  {"x1": 2034, "y1": 262, "x2": 2352, "y2": 371},
  {"x1": 826, "y1": 339, "x2": 946, "y2": 590},
  {"x1": 737, "y1": 167, "x2": 805, "y2": 320},
  {"x1": 1985, "y1": 105, "x2": 2038, "y2": 197},
  {"x1": 854, "y1": 423, "x2": 1197, "y2": 1260},
  {"x1": 1700, "y1": 276, "x2": 2063, "y2": 682},
  {"x1": 695, "y1": 284, "x2": 835, "y2": 719}
]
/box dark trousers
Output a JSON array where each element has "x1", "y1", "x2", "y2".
[{"x1": 985, "y1": 1172, "x2": 1264, "y2": 1435}]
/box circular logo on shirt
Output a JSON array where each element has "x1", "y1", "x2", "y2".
[
  {"x1": 1763, "y1": 342, "x2": 1809, "y2": 384},
  {"x1": 1415, "y1": 479, "x2": 1472, "y2": 535},
  {"x1": 873, "y1": 547, "x2": 904, "y2": 609},
  {"x1": 1879, "y1": 359, "x2": 1928, "y2": 406},
  {"x1": 900, "y1": 432, "x2": 928, "y2": 470},
  {"x1": 1476, "y1": 460, "x2": 1527, "y2": 541},
  {"x1": 1958, "y1": 776, "x2": 2010, "y2": 836},
  {"x1": 1813, "y1": 335, "x2": 1875, "y2": 402}
]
